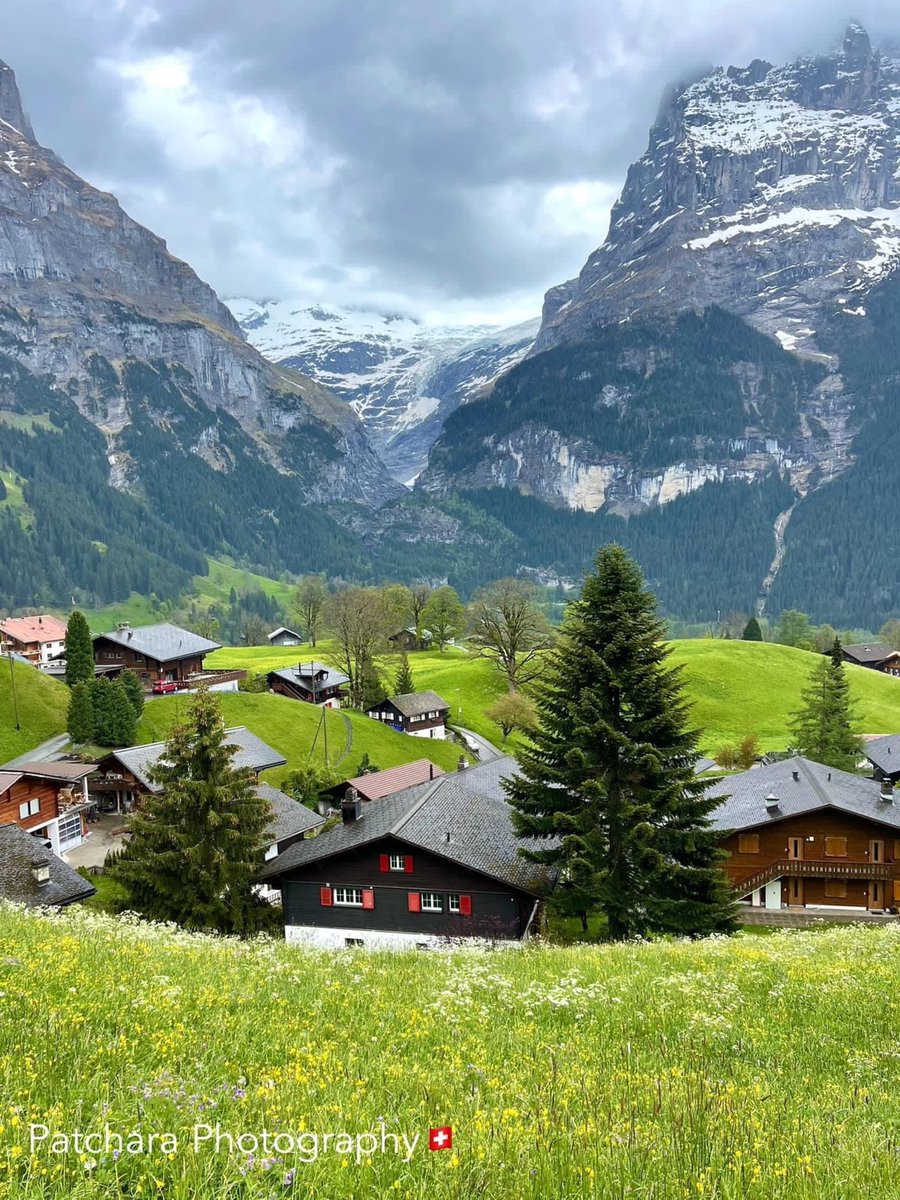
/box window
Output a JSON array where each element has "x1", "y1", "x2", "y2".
[
  {"x1": 448, "y1": 894, "x2": 460, "y2": 913},
  {"x1": 334, "y1": 887, "x2": 364, "y2": 907},
  {"x1": 380, "y1": 853, "x2": 414, "y2": 873},
  {"x1": 345, "y1": 938, "x2": 364, "y2": 948},
  {"x1": 825, "y1": 881, "x2": 848, "y2": 899},
  {"x1": 18, "y1": 798, "x2": 40, "y2": 819},
  {"x1": 389, "y1": 854, "x2": 406, "y2": 871},
  {"x1": 448, "y1": 894, "x2": 473, "y2": 916},
  {"x1": 420, "y1": 893, "x2": 443, "y2": 912},
  {"x1": 737, "y1": 834, "x2": 759, "y2": 854},
  {"x1": 824, "y1": 837, "x2": 848, "y2": 858}
]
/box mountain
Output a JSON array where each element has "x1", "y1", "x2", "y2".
[
  {"x1": 419, "y1": 24, "x2": 900, "y2": 626},
  {"x1": 0, "y1": 59, "x2": 402, "y2": 610},
  {"x1": 228, "y1": 299, "x2": 538, "y2": 483}
]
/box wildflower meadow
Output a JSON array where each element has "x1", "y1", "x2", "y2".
[{"x1": 1, "y1": 904, "x2": 900, "y2": 1198}]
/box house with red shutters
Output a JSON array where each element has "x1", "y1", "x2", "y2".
[{"x1": 258, "y1": 756, "x2": 555, "y2": 949}]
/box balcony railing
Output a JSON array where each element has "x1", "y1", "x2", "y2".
[{"x1": 735, "y1": 858, "x2": 893, "y2": 896}]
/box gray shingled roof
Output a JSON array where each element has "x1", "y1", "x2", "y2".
[
  {"x1": 385, "y1": 691, "x2": 449, "y2": 718},
  {"x1": 257, "y1": 782, "x2": 324, "y2": 843},
  {"x1": 864, "y1": 735, "x2": 900, "y2": 775},
  {"x1": 267, "y1": 627, "x2": 303, "y2": 642},
  {"x1": 0, "y1": 824, "x2": 96, "y2": 907},
  {"x1": 705, "y1": 756, "x2": 900, "y2": 832},
  {"x1": 259, "y1": 755, "x2": 553, "y2": 895},
  {"x1": 695, "y1": 756, "x2": 718, "y2": 775},
  {"x1": 843, "y1": 642, "x2": 899, "y2": 664},
  {"x1": 95, "y1": 622, "x2": 221, "y2": 663},
  {"x1": 270, "y1": 663, "x2": 349, "y2": 690},
  {"x1": 105, "y1": 726, "x2": 287, "y2": 792}
]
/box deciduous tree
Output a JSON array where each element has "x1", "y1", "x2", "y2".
[
  {"x1": 506, "y1": 545, "x2": 736, "y2": 941},
  {"x1": 485, "y1": 691, "x2": 539, "y2": 740},
  {"x1": 469, "y1": 578, "x2": 553, "y2": 689},
  {"x1": 325, "y1": 587, "x2": 392, "y2": 708},
  {"x1": 294, "y1": 575, "x2": 328, "y2": 647},
  {"x1": 422, "y1": 585, "x2": 466, "y2": 652}
]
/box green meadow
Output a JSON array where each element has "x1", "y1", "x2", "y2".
[{"x1": 0, "y1": 660, "x2": 68, "y2": 764}]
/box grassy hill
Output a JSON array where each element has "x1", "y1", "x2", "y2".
[
  {"x1": 138, "y1": 690, "x2": 463, "y2": 785},
  {"x1": 0, "y1": 660, "x2": 68, "y2": 764},
  {"x1": 3, "y1": 907, "x2": 899, "y2": 1198}
]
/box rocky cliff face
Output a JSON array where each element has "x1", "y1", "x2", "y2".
[
  {"x1": 0, "y1": 61, "x2": 399, "y2": 508},
  {"x1": 229, "y1": 298, "x2": 538, "y2": 483}
]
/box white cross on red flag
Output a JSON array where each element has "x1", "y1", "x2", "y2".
[{"x1": 428, "y1": 1126, "x2": 452, "y2": 1151}]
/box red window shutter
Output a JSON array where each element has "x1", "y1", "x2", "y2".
[
  {"x1": 379, "y1": 854, "x2": 389, "y2": 872},
  {"x1": 459, "y1": 895, "x2": 472, "y2": 916},
  {"x1": 404, "y1": 855, "x2": 414, "y2": 873},
  {"x1": 362, "y1": 889, "x2": 375, "y2": 910},
  {"x1": 320, "y1": 886, "x2": 333, "y2": 907},
  {"x1": 407, "y1": 892, "x2": 421, "y2": 913}
]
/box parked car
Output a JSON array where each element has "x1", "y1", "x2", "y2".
[{"x1": 152, "y1": 679, "x2": 178, "y2": 694}]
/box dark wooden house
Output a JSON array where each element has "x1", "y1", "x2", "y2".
[
  {"x1": 0, "y1": 760, "x2": 96, "y2": 856},
  {"x1": 91, "y1": 622, "x2": 222, "y2": 684},
  {"x1": 366, "y1": 691, "x2": 450, "y2": 740},
  {"x1": 841, "y1": 643, "x2": 900, "y2": 675},
  {"x1": 267, "y1": 627, "x2": 304, "y2": 647},
  {"x1": 268, "y1": 662, "x2": 349, "y2": 708},
  {"x1": 707, "y1": 757, "x2": 900, "y2": 913},
  {"x1": 0, "y1": 823, "x2": 95, "y2": 908},
  {"x1": 865, "y1": 735, "x2": 900, "y2": 784},
  {"x1": 259, "y1": 756, "x2": 554, "y2": 948}
]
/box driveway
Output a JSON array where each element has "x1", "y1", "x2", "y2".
[
  {"x1": 64, "y1": 813, "x2": 131, "y2": 870},
  {"x1": 453, "y1": 725, "x2": 504, "y2": 763},
  {"x1": 1, "y1": 733, "x2": 69, "y2": 769}
]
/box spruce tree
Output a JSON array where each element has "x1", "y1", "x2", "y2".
[
  {"x1": 359, "y1": 652, "x2": 386, "y2": 711},
  {"x1": 120, "y1": 668, "x2": 145, "y2": 723},
  {"x1": 67, "y1": 681, "x2": 94, "y2": 745},
  {"x1": 110, "y1": 688, "x2": 272, "y2": 933},
  {"x1": 742, "y1": 617, "x2": 763, "y2": 641},
  {"x1": 109, "y1": 679, "x2": 138, "y2": 747},
  {"x1": 789, "y1": 639, "x2": 863, "y2": 771},
  {"x1": 64, "y1": 610, "x2": 94, "y2": 686},
  {"x1": 395, "y1": 651, "x2": 415, "y2": 696},
  {"x1": 90, "y1": 677, "x2": 115, "y2": 745},
  {"x1": 505, "y1": 545, "x2": 736, "y2": 940}
]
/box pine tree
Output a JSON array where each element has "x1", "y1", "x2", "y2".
[
  {"x1": 90, "y1": 677, "x2": 116, "y2": 745},
  {"x1": 505, "y1": 544, "x2": 736, "y2": 940},
  {"x1": 742, "y1": 617, "x2": 763, "y2": 641},
  {"x1": 110, "y1": 688, "x2": 272, "y2": 933},
  {"x1": 395, "y1": 651, "x2": 415, "y2": 696},
  {"x1": 120, "y1": 668, "x2": 145, "y2": 723},
  {"x1": 789, "y1": 639, "x2": 863, "y2": 771},
  {"x1": 64, "y1": 610, "x2": 94, "y2": 686},
  {"x1": 66, "y1": 681, "x2": 94, "y2": 745},
  {"x1": 359, "y1": 652, "x2": 386, "y2": 711},
  {"x1": 109, "y1": 679, "x2": 137, "y2": 747}
]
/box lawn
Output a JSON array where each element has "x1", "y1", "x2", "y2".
[
  {"x1": 0, "y1": 660, "x2": 68, "y2": 764},
  {"x1": 2, "y1": 907, "x2": 900, "y2": 1197},
  {"x1": 137, "y1": 690, "x2": 463, "y2": 785}
]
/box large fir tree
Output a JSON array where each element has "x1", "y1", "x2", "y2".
[
  {"x1": 505, "y1": 544, "x2": 736, "y2": 940},
  {"x1": 66, "y1": 681, "x2": 94, "y2": 745},
  {"x1": 120, "y1": 668, "x2": 145, "y2": 723},
  {"x1": 110, "y1": 688, "x2": 272, "y2": 933},
  {"x1": 395, "y1": 651, "x2": 415, "y2": 696},
  {"x1": 64, "y1": 610, "x2": 94, "y2": 686},
  {"x1": 742, "y1": 617, "x2": 763, "y2": 641},
  {"x1": 789, "y1": 639, "x2": 863, "y2": 771}
]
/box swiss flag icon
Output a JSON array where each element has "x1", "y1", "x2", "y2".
[{"x1": 428, "y1": 1126, "x2": 452, "y2": 1151}]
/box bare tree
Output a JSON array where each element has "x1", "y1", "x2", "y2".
[
  {"x1": 324, "y1": 587, "x2": 392, "y2": 708},
  {"x1": 422, "y1": 585, "x2": 466, "y2": 651},
  {"x1": 294, "y1": 575, "x2": 328, "y2": 647},
  {"x1": 409, "y1": 583, "x2": 432, "y2": 647},
  {"x1": 468, "y1": 578, "x2": 554, "y2": 690},
  {"x1": 240, "y1": 614, "x2": 268, "y2": 646}
]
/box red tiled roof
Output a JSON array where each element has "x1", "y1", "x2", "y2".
[
  {"x1": 344, "y1": 759, "x2": 445, "y2": 802},
  {"x1": 0, "y1": 615, "x2": 67, "y2": 644}
]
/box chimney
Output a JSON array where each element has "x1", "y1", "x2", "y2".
[
  {"x1": 341, "y1": 787, "x2": 362, "y2": 824},
  {"x1": 457, "y1": 755, "x2": 468, "y2": 772},
  {"x1": 765, "y1": 791, "x2": 780, "y2": 812},
  {"x1": 30, "y1": 858, "x2": 51, "y2": 885},
  {"x1": 880, "y1": 779, "x2": 894, "y2": 803},
  {"x1": 792, "y1": 769, "x2": 800, "y2": 782},
  {"x1": 429, "y1": 762, "x2": 434, "y2": 780}
]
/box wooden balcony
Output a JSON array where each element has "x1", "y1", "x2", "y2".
[{"x1": 735, "y1": 859, "x2": 893, "y2": 897}]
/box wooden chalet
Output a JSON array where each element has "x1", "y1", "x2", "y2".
[
  {"x1": 707, "y1": 757, "x2": 900, "y2": 913},
  {"x1": 268, "y1": 662, "x2": 349, "y2": 708},
  {"x1": 0, "y1": 614, "x2": 67, "y2": 667},
  {"x1": 388, "y1": 627, "x2": 432, "y2": 651},
  {"x1": 366, "y1": 691, "x2": 450, "y2": 740},
  {"x1": 0, "y1": 824, "x2": 95, "y2": 908},
  {"x1": 0, "y1": 760, "x2": 96, "y2": 856},
  {"x1": 90, "y1": 622, "x2": 226, "y2": 685},
  {"x1": 267, "y1": 627, "x2": 304, "y2": 647},
  {"x1": 322, "y1": 759, "x2": 445, "y2": 811},
  {"x1": 865, "y1": 735, "x2": 900, "y2": 784},
  {"x1": 841, "y1": 643, "x2": 900, "y2": 675},
  {"x1": 259, "y1": 756, "x2": 554, "y2": 949}
]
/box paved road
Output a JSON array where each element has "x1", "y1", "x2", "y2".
[
  {"x1": 453, "y1": 725, "x2": 504, "y2": 763},
  {"x1": 1, "y1": 733, "x2": 70, "y2": 769}
]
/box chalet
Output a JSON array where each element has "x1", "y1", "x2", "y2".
[
  {"x1": 864, "y1": 734, "x2": 900, "y2": 784},
  {"x1": 259, "y1": 756, "x2": 554, "y2": 949},
  {"x1": 0, "y1": 760, "x2": 96, "y2": 856},
  {"x1": 388, "y1": 627, "x2": 432, "y2": 651},
  {"x1": 90, "y1": 622, "x2": 226, "y2": 686},
  {"x1": 0, "y1": 614, "x2": 67, "y2": 667},
  {"x1": 322, "y1": 759, "x2": 445, "y2": 811},
  {"x1": 90, "y1": 726, "x2": 287, "y2": 813},
  {"x1": 268, "y1": 662, "x2": 349, "y2": 707},
  {"x1": 0, "y1": 824, "x2": 96, "y2": 908},
  {"x1": 841, "y1": 643, "x2": 900, "y2": 675},
  {"x1": 707, "y1": 757, "x2": 900, "y2": 913},
  {"x1": 366, "y1": 691, "x2": 450, "y2": 740},
  {"x1": 268, "y1": 627, "x2": 304, "y2": 647}
]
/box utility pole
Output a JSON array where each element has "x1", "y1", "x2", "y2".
[{"x1": 8, "y1": 650, "x2": 20, "y2": 731}]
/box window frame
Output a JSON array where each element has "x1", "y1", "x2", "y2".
[
  {"x1": 333, "y1": 886, "x2": 364, "y2": 908},
  {"x1": 389, "y1": 854, "x2": 406, "y2": 872},
  {"x1": 448, "y1": 894, "x2": 460, "y2": 913},
  {"x1": 420, "y1": 892, "x2": 443, "y2": 912}
]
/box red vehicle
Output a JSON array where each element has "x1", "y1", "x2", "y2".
[{"x1": 152, "y1": 679, "x2": 178, "y2": 694}]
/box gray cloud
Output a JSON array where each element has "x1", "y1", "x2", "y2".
[{"x1": 5, "y1": 1, "x2": 900, "y2": 322}]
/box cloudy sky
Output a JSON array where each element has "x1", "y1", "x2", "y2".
[{"x1": 4, "y1": 0, "x2": 900, "y2": 325}]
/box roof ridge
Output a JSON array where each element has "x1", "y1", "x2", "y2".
[
  {"x1": 388, "y1": 777, "x2": 447, "y2": 835},
  {"x1": 795, "y1": 757, "x2": 840, "y2": 809}
]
